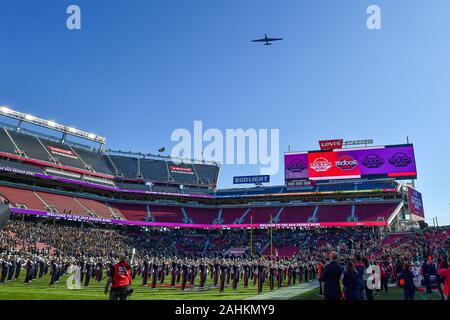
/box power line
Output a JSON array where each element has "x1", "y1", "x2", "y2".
[{"x1": 414, "y1": 181, "x2": 450, "y2": 188}]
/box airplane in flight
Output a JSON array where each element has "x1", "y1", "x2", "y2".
[{"x1": 251, "y1": 33, "x2": 283, "y2": 45}]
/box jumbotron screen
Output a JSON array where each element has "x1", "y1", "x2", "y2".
[{"x1": 285, "y1": 144, "x2": 417, "y2": 181}]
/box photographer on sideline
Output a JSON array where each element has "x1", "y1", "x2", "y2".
[{"x1": 104, "y1": 255, "x2": 133, "y2": 300}]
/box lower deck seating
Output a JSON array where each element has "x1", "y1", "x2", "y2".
[
  {"x1": 37, "y1": 192, "x2": 89, "y2": 216},
  {"x1": 110, "y1": 203, "x2": 148, "y2": 221},
  {"x1": 149, "y1": 205, "x2": 184, "y2": 223},
  {"x1": 0, "y1": 185, "x2": 47, "y2": 211},
  {"x1": 184, "y1": 207, "x2": 219, "y2": 224},
  {"x1": 0, "y1": 185, "x2": 402, "y2": 226},
  {"x1": 316, "y1": 205, "x2": 352, "y2": 222},
  {"x1": 241, "y1": 207, "x2": 280, "y2": 224},
  {"x1": 75, "y1": 197, "x2": 115, "y2": 219},
  {"x1": 354, "y1": 203, "x2": 399, "y2": 221},
  {"x1": 279, "y1": 206, "x2": 315, "y2": 223},
  {"x1": 220, "y1": 208, "x2": 247, "y2": 224}
]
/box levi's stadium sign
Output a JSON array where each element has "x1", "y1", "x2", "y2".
[
  {"x1": 319, "y1": 139, "x2": 343, "y2": 150},
  {"x1": 285, "y1": 144, "x2": 417, "y2": 181}
]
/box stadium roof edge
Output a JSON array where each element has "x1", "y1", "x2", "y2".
[
  {"x1": 106, "y1": 149, "x2": 220, "y2": 166},
  {"x1": 0, "y1": 105, "x2": 106, "y2": 146}
]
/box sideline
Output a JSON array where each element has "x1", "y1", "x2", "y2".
[{"x1": 245, "y1": 280, "x2": 319, "y2": 300}]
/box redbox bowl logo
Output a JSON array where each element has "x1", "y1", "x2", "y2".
[
  {"x1": 388, "y1": 152, "x2": 412, "y2": 167},
  {"x1": 310, "y1": 157, "x2": 332, "y2": 172},
  {"x1": 362, "y1": 154, "x2": 384, "y2": 168},
  {"x1": 287, "y1": 159, "x2": 307, "y2": 173},
  {"x1": 335, "y1": 155, "x2": 358, "y2": 171}
]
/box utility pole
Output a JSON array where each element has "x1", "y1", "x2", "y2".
[
  {"x1": 270, "y1": 214, "x2": 273, "y2": 257},
  {"x1": 250, "y1": 214, "x2": 253, "y2": 258},
  {"x1": 407, "y1": 136, "x2": 416, "y2": 188}
]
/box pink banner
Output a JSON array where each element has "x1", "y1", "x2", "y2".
[{"x1": 11, "y1": 208, "x2": 388, "y2": 229}]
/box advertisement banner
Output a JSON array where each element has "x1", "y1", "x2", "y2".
[
  {"x1": 319, "y1": 139, "x2": 343, "y2": 150},
  {"x1": 233, "y1": 175, "x2": 270, "y2": 184},
  {"x1": 169, "y1": 166, "x2": 194, "y2": 174},
  {"x1": 308, "y1": 150, "x2": 361, "y2": 179},
  {"x1": 359, "y1": 146, "x2": 416, "y2": 177},
  {"x1": 47, "y1": 145, "x2": 78, "y2": 159},
  {"x1": 285, "y1": 144, "x2": 417, "y2": 181},
  {"x1": 408, "y1": 187, "x2": 424, "y2": 218},
  {"x1": 284, "y1": 153, "x2": 308, "y2": 180}
]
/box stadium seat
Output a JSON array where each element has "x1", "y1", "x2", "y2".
[
  {"x1": 279, "y1": 206, "x2": 315, "y2": 223},
  {"x1": 220, "y1": 208, "x2": 248, "y2": 224},
  {"x1": 0, "y1": 185, "x2": 48, "y2": 211},
  {"x1": 316, "y1": 205, "x2": 352, "y2": 222},
  {"x1": 0, "y1": 128, "x2": 18, "y2": 155},
  {"x1": 354, "y1": 203, "x2": 399, "y2": 221},
  {"x1": 36, "y1": 192, "x2": 89, "y2": 216},
  {"x1": 75, "y1": 197, "x2": 117, "y2": 219},
  {"x1": 149, "y1": 205, "x2": 184, "y2": 223},
  {"x1": 110, "y1": 203, "x2": 148, "y2": 221},
  {"x1": 241, "y1": 207, "x2": 280, "y2": 224},
  {"x1": 183, "y1": 207, "x2": 219, "y2": 224}
]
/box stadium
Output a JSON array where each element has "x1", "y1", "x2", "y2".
[
  {"x1": 0, "y1": 106, "x2": 447, "y2": 301},
  {"x1": 1, "y1": 2, "x2": 450, "y2": 307}
]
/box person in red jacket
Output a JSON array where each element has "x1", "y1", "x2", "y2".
[
  {"x1": 378, "y1": 261, "x2": 389, "y2": 294},
  {"x1": 104, "y1": 256, "x2": 133, "y2": 300},
  {"x1": 317, "y1": 260, "x2": 325, "y2": 295},
  {"x1": 437, "y1": 256, "x2": 450, "y2": 301}
]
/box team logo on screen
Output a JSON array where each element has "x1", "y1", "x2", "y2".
[
  {"x1": 287, "y1": 159, "x2": 307, "y2": 173},
  {"x1": 335, "y1": 155, "x2": 358, "y2": 170},
  {"x1": 362, "y1": 154, "x2": 384, "y2": 168},
  {"x1": 310, "y1": 157, "x2": 332, "y2": 172},
  {"x1": 388, "y1": 152, "x2": 412, "y2": 167}
]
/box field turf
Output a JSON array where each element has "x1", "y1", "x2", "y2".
[
  {"x1": 0, "y1": 271, "x2": 296, "y2": 300},
  {"x1": 0, "y1": 272, "x2": 443, "y2": 300},
  {"x1": 293, "y1": 286, "x2": 443, "y2": 300}
]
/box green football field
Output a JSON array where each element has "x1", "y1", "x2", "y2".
[
  {"x1": 293, "y1": 287, "x2": 443, "y2": 300},
  {"x1": 0, "y1": 272, "x2": 443, "y2": 300},
  {"x1": 0, "y1": 271, "x2": 299, "y2": 300}
]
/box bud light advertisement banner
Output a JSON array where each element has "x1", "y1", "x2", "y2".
[
  {"x1": 233, "y1": 175, "x2": 270, "y2": 184},
  {"x1": 408, "y1": 187, "x2": 424, "y2": 219},
  {"x1": 285, "y1": 144, "x2": 417, "y2": 181}
]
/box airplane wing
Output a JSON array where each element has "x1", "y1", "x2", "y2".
[
  {"x1": 251, "y1": 38, "x2": 267, "y2": 42},
  {"x1": 267, "y1": 37, "x2": 283, "y2": 42}
]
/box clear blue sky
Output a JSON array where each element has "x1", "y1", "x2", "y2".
[{"x1": 0, "y1": 0, "x2": 449, "y2": 225}]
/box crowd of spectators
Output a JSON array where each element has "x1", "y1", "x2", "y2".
[{"x1": 0, "y1": 219, "x2": 448, "y2": 300}]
